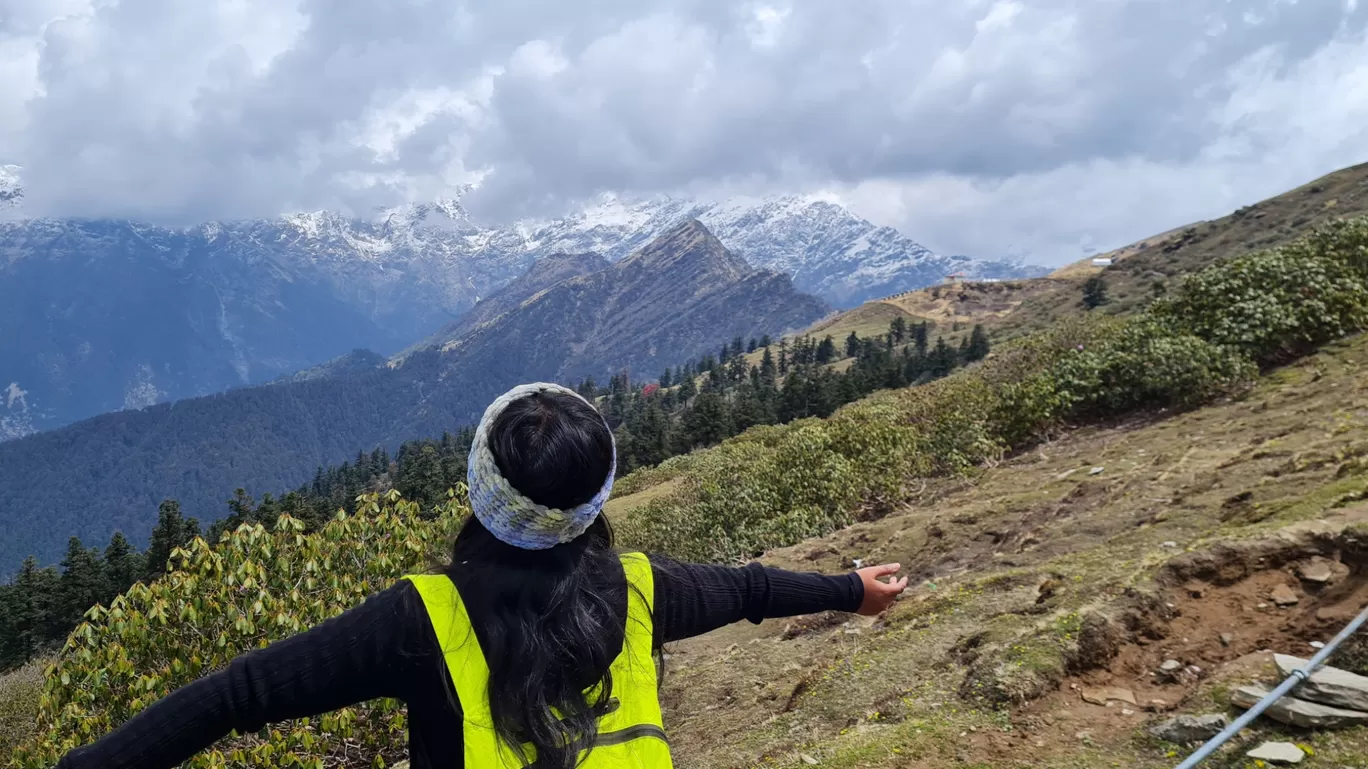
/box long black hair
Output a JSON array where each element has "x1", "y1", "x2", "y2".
[{"x1": 444, "y1": 389, "x2": 625, "y2": 768}]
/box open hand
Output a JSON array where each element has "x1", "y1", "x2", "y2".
[{"x1": 856, "y1": 563, "x2": 908, "y2": 616}]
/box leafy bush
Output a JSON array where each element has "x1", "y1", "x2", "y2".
[
  {"x1": 997, "y1": 318, "x2": 1256, "y2": 434},
  {"x1": 1154, "y1": 218, "x2": 1368, "y2": 365},
  {"x1": 0, "y1": 658, "x2": 46, "y2": 760},
  {"x1": 12, "y1": 492, "x2": 463, "y2": 769}
]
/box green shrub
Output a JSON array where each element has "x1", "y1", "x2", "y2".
[
  {"x1": 13, "y1": 492, "x2": 463, "y2": 769},
  {"x1": 1154, "y1": 218, "x2": 1368, "y2": 365},
  {"x1": 1049, "y1": 318, "x2": 1256, "y2": 417},
  {"x1": 0, "y1": 658, "x2": 46, "y2": 760}
]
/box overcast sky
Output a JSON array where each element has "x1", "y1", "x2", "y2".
[{"x1": 2, "y1": 0, "x2": 1367, "y2": 265}]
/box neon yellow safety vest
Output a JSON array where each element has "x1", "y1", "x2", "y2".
[{"x1": 405, "y1": 552, "x2": 674, "y2": 769}]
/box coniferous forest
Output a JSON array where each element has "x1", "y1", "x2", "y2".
[{"x1": 0, "y1": 319, "x2": 986, "y2": 672}]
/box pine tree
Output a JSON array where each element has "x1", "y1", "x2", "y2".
[
  {"x1": 2, "y1": 557, "x2": 60, "y2": 667},
  {"x1": 890, "y1": 316, "x2": 907, "y2": 344},
  {"x1": 760, "y1": 334, "x2": 773, "y2": 348},
  {"x1": 914, "y1": 322, "x2": 930, "y2": 358},
  {"x1": 759, "y1": 347, "x2": 777, "y2": 387},
  {"x1": 678, "y1": 372, "x2": 698, "y2": 401},
  {"x1": 845, "y1": 331, "x2": 861, "y2": 358},
  {"x1": 144, "y1": 499, "x2": 193, "y2": 581},
  {"x1": 682, "y1": 392, "x2": 733, "y2": 448},
  {"x1": 731, "y1": 336, "x2": 745, "y2": 359},
  {"x1": 727, "y1": 353, "x2": 747, "y2": 384},
  {"x1": 103, "y1": 532, "x2": 143, "y2": 598},
  {"x1": 816, "y1": 336, "x2": 837, "y2": 364},
  {"x1": 58, "y1": 537, "x2": 109, "y2": 628},
  {"x1": 1082, "y1": 276, "x2": 1110, "y2": 309},
  {"x1": 965, "y1": 324, "x2": 991, "y2": 362},
  {"x1": 660, "y1": 367, "x2": 673, "y2": 388},
  {"x1": 928, "y1": 337, "x2": 957, "y2": 377},
  {"x1": 747, "y1": 338, "x2": 758, "y2": 353}
]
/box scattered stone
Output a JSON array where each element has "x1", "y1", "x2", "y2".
[
  {"x1": 1056, "y1": 468, "x2": 1080, "y2": 480},
  {"x1": 1122, "y1": 708, "x2": 1135, "y2": 715},
  {"x1": 1311, "y1": 641, "x2": 1326, "y2": 650},
  {"x1": 850, "y1": 558, "x2": 865, "y2": 569},
  {"x1": 1145, "y1": 699, "x2": 1170, "y2": 712},
  {"x1": 1275, "y1": 654, "x2": 1368, "y2": 711},
  {"x1": 1271, "y1": 585, "x2": 1301, "y2": 607},
  {"x1": 1245, "y1": 742, "x2": 1305, "y2": 765},
  {"x1": 1162, "y1": 541, "x2": 1178, "y2": 548},
  {"x1": 1160, "y1": 659, "x2": 1184, "y2": 672},
  {"x1": 1232, "y1": 685, "x2": 1368, "y2": 729},
  {"x1": 1089, "y1": 466, "x2": 1105, "y2": 476},
  {"x1": 1081, "y1": 687, "x2": 1138, "y2": 706},
  {"x1": 1258, "y1": 603, "x2": 1270, "y2": 609},
  {"x1": 1220, "y1": 633, "x2": 1234, "y2": 647},
  {"x1": 800, "y1": 754, "x2": 820, "y2": 766},
  {"x1": 1148, "y1": 713, "x2": 1229, "y2": 744},
  {"x1": 1298, "y1": 559, "x2": 1336, "y2": 585}
]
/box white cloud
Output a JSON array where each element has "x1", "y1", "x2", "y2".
[{"x1": 0, "y1": 0, "x2": 1365, "y2": 264}]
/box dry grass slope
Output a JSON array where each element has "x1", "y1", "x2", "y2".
[
  {"x1": 655, "y1": 332, "x2": 1368, "y2": 769},
  {"x1": 0, "y1": 659, "x2": 47, "y2": 761}
]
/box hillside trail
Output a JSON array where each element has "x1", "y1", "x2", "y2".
[{"x1": 651, "y1": 334, "x2": 1368, "y2": 768}]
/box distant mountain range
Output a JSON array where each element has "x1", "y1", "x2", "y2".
[
  {"x1": 0, "y1": 220, "x2": 828, "y2": 568},
  {"x1": 0, "y1": 171, "x2": 1044, "y2": 439}
]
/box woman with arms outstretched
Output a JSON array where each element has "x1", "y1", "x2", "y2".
[{"x1": 55, "y1": 382, "x2": 908, "y2": 769}]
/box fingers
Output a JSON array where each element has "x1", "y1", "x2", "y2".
[
  {"x1": 875, "y1": 576, "x2": 908, "y2": 594},
  {"x1": 865, "y1": 562, "x2": 902, "y2": 578}
]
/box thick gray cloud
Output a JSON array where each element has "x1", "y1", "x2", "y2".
[{"x1": 2, "y1": 0, "x2": 1367, "y2": 263}]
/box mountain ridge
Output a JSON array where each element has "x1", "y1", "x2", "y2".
[
  {"x1": 0, "y1": 167, "x2": 1043, "y2": 439},
  {"x1": 0, "y1": 220, "x2": 828, "y2": 567}
]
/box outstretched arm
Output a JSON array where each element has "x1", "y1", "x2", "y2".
[
  {"x1": 649, "y1": 555, "x2": 907, "y2": 644},
  {"x1": 55, "y1": 582, "x2": 419, "y2": 769}
]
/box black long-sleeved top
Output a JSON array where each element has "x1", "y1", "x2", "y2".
[{"x1": 55, "y1": 555, "x2": 863, "y2": 769}]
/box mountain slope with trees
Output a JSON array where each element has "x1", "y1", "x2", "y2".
[{"x1": 0, "y1": 221, "x2": 825, "y2": 569}]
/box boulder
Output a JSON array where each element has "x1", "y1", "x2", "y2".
[
  {"x1": 1231, "y1": 685, "x2": 1368, "y2": 729},
  {"x1": 1147, "y1": 713, "x2": 1228, "y2": 744},
  {"x1": 1245, "y1": 741, "x2": 1304, "y2": 765},
  {"x1": 1275, "y1": 654, "x2": 1368, "y2": 712}
]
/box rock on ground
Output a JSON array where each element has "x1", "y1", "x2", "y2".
[
  {"x1": 1081, "y1": 687, "x2": 1137, "y2": 706},
  {"x1": 1296, "y1": 556, "x2": 1343, "y2": 585},
  {"x1": 1232, "y1": 685, "x2": 1368, "y2": 729},
  {"x1": 1147, "y1": 713, "x2": 1229, "y2": 744},
  {"x1": 1275, "y1": 654, "x2": 1368, "y2": 712},
  {"x1": 1246, "y1": 741, "x2": 1305, "y2": 764},
  {"x1": 1270, "y1": 584, "x2": 1301, "y2": 606}
]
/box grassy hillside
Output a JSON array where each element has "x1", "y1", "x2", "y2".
[{"x1": 656, "y1": 330, "x2": 1368, "y2": 768}]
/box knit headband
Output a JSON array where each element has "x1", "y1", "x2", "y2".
[{"x1": 467, "y1": 382, "x2": 616, "y2": 550}]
